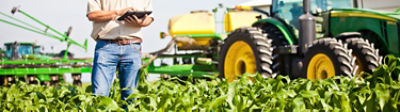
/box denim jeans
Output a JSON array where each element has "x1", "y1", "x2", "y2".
[{"x1": 91, "y1": 40, "x2": 141, "y2": 101}]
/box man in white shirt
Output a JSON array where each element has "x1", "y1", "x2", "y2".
[{"x1": 86, "y1": 0, "x2": 153, "y2": 106}]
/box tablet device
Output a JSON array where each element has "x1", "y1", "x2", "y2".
[{"x1": 117, "y1": 11, "x2": 152, "y2": 21}]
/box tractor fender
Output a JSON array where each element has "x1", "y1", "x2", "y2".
[
  {"x1": 252, "y1": 19, "x2": 296, "y2": 45},
  {"x1": 334, "y1": 32, "x2": 361, "y2": 40}
]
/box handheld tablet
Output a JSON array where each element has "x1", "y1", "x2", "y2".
[{"x1": 117, "y1": 11, "x2": 152, "y2": 21}]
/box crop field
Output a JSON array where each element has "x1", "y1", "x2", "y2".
[{"x1": 1, "y1": 56, "x2": 400, "y2": 112}]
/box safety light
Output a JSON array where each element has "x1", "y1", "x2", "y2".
[{"x1": 160, "y1": 32, "x2": 167, "y2": 39}]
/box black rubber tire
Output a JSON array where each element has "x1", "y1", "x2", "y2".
[
  {"x1": 345, "y1": 38, "x2": 382, "y2": 74},
  {"x1": 26, "y1": 75, "x2": 39, "y2": 84},
  {"x1": 182, "y1": 58, "x2": 192, "y2": 64},
  {"x1": 72, "y1": 73, "x2": 82, "y2": 86},
  {"x1": 304, "y1": 38, "x2": 356, "y2": 78},
  {"x1": 218, "y1": 27, "x2": 274, "y2": 79},
  {"x1": 361, "y1": 31, "x2": 388, "y2": 55},
  {"x1": 58, "y1": 50, "x2": 74, "y2": 59},
  {"x1": 260, "y1": 24, "x2": 289, "y2": 45},
  {"x1": 0, "y1": 76, "x2": 4, "y2": 86},
  {"x1": 260, "y1": 24, "x2": 289, "y2": 76}
]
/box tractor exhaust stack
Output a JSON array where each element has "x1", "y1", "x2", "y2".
[{"x1": 298, "y1": 0, "x2": 316, "y2": 54}]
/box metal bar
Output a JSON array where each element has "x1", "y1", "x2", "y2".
[
  {"x1": 12, "y1": 10, "x2": 88, "y2": 50},
  {"x1": 353, "y1": 0, "x2": 359, "y2": 8},
  {"x1": 147, "y1": 64, "x2": 217, "y2": 77},
  {"x1": 157, "y1": 53, "x2": 206, "y2": 58},
  {"x1": 17, "y1": 10, "x2": 66, "y2": 38},
  {"x1": 63, "y1": 44, "x2": 71, "y2": 60},
  {"x1": 0, "y1": 11, "x2": 42, "y2": 31},
  {"x1": 174, "y1": 34, "x2": 223, "y2": 39},
  {"x1": 303, "y1": 0, "x2": 311, "y2": 14},
  {"x1": 252, "y1": 7, "x2": 270, "y2": 16},
  {"x1": 1, "y1": 59, "x2": 92, "y2": 65},
  {"x1": 0, "y1": 19, "x2": 64, "y2": 41},
  {"x1": 0, "y1": 67, "x2": 92, "y2": 75},
  {"x1": 66, "y1": 38, "x2": 87, "y2": 49}
]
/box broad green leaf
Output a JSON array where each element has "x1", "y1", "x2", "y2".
[{"x1": 208, "y1": 95, "x2": 228, "y2": 109}]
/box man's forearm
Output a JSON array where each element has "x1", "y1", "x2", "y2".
[{"x1": 87, "y1": 11, "x2": 118, "y2": 22}]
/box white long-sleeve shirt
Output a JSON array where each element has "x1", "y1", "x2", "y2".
[{"x1": 87, "y1": 0, "x2": 153, "y2": 40}]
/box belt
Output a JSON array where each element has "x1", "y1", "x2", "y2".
[{"x1": 98, "y1": 38, "x2": 142, "y2": 45}]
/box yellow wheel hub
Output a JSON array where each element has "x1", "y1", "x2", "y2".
[
  {"x1": 224, "y1": 41, "x2": 256, "y2": 82},
  {"x1": 307, "y1": 53, "x2": 335, "y2": 79}
]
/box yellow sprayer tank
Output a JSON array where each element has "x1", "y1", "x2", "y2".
[
  {"x1": 168, "y1": 11, "x2": 215, "y2": 36},
  {"x1": 168, "y1": 11, "x2": 216, "y2": 50},
  {"x1": 224, "y1": 11, "x2": 262, "y2": 32}
]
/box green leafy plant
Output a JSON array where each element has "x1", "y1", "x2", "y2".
[{"x1": 1, "y1": 55, "x2": 400, "y2": 111}]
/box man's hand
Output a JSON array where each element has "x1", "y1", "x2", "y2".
[
  {"x1": 117, "y1": 7, "x2": 134, "y2": 17},
  {"x1": 87, "y1": 7, "x2": 134, "y2": 22},
  {"x1": 124, "y1": 15, "x2": 153, "y2": 27}
]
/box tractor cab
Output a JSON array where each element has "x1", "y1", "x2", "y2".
[
  {"x1": 271, "y1": 0, "x2": 356, "y2": 17},
  {"x1": 266, "y1": 0, "x2": 400, "y2": 57},
  {"x1": 3, "y1": 42, "x2": 43, "y2": 60},
  {"x1": 4, "y1": 42, "x2": 35, "y2": 59},
  {"x1": 270, "y1": 0, "x2": 356, "y2": 36}
]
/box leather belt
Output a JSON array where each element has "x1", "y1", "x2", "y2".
[{"x1": 98, "y1": 38, "x2": 142, "y2": 45}]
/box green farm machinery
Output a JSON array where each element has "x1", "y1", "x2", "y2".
[
  {"x1": 146, "y1": 0, "x2": 399, "y2": 81},
  {"x1": 243, "y1": 0, "x2": 399, "y2": 79},
  {"x1": 144, "y1": 7, "x2": 265, "y2": 81},
  {"x1": 0, "y1": 7, "x2": 92, "y2": 86}
]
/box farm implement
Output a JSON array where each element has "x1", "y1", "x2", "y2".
[
  {"x1": 143, "y1": 6, "x2": 265, "y2": 80},
  {"x1": 0, "y1": 7, "x2": 92, "y2": 86}
]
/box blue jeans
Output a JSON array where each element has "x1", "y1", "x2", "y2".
[{"x1": 91, "y1": 40, "x2": 141, "y2": 101}]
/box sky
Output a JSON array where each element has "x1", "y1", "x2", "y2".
[{"x1": 0, "y1": 0, "x2": 251, "y2": 58}]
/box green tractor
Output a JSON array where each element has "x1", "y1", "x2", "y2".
[
  {"x1": 220, "y1": 0, "x2": 399, "y2": 80},
  {"x1": 145, "y1": 0, "x2": 398, "y2": 81}
]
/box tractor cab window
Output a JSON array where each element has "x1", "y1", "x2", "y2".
[
  {"x1": 33, "y1": 46, "x2": 41, "y2": 54},
  {"x1": 5, "y1": 45, "x2": 12, "y2": 58},
  {"x1": 4, "y1": 44, "x2": 33, "y2": 59},
  {"x1": 272, "y1": 0, "x2": 354, "y2": 29},
  {"x1": 18, "y1": 44, "x2": 33, "y2": 57}
]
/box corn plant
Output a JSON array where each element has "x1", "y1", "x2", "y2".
[{"x1": 1, "y1": 55, "x2": 400, "y2": 111}]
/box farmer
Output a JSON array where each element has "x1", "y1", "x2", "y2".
[{"x1": 86, "y1": 0, "x2": 153, "y2": 107}]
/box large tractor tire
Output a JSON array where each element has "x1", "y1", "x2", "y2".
[
  {"x1": 260, "y1": 25, "x2": 289, "y2": 76},
  {"x1": 219, "y1": 27, "x2": 273, "y2": 82},
  {"x1": 304, "y1": 38, "x2": 356, "y2": 79},
  {"x1": 0, "y1": 76, "x2": 4, "y2": 85},
  {"x1": 345, "y1": 38, "x2": 381, "y2": 74}
]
